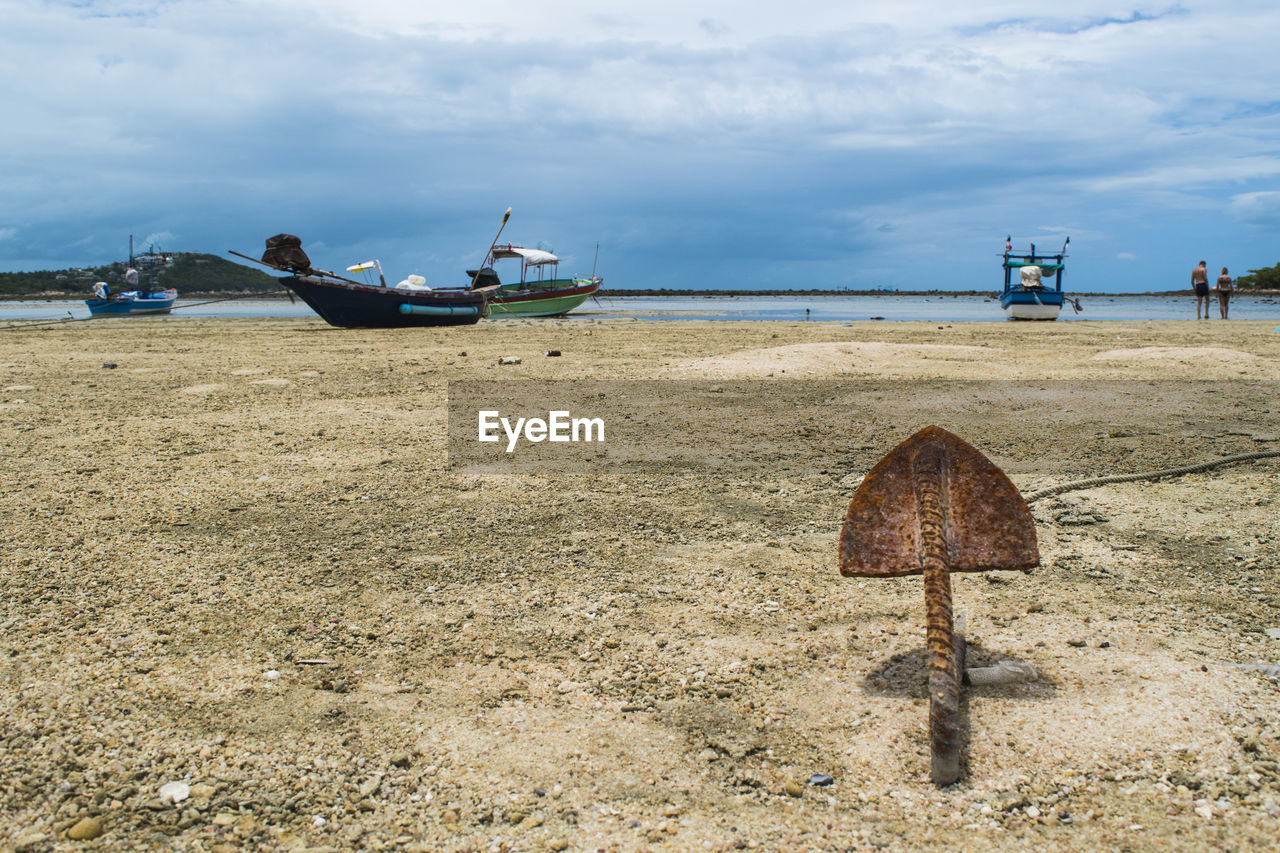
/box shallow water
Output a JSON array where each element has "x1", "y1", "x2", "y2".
[
  {"x1": 580, "y1": 293, "x2": 1280, "y2": 323},
  {"x1": 5, "y1": 292, "x2": 1280, "y2": 323}
]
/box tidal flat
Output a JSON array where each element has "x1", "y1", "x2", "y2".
[{"x1": 2, "y1": 317, "x2": 1279, "y2": 851}]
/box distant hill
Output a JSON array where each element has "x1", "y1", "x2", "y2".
[{"x1": 0, "y1": 252, "x2": 279, "y2": 297}]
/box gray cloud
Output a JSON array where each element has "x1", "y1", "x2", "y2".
[{"x1": 2, "y1": 1, "x2": 1278, "y2": 288}]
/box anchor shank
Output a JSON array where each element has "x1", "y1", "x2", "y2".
[{"x1": 912, "y1": 444, "x2": 961, "y2": 785}]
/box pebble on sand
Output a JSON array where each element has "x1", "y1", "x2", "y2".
[
  {"x1": 159, "y1": 781, "x2": 190, "y2": 804},
  {"x1": 14, "y1": 833, "x2": 49, "y2": 851},
  {"x1": 66, "y1": 816, "x2": 104, "y2": 840}
]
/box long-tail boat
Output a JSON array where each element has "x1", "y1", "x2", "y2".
[
  {"x1": 232, "y1": 235, "x2": 496, "y2": 329},
  {"x1": 998, "y1": 236, "x2": 1079, "y2": 320},
  {"x1": 464, "y1": 244, "x2": 601, "y2": 318}
]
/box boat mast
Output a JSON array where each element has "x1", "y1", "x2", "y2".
[{"x1": 470, "y1": 208, "x2": 512, "y2": 290}]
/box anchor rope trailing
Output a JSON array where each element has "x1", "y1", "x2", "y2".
[
  {"x1": 1, "y1": 313, "x2": 93, "y2": 331},
  {"x1": 1023, "y1": 449, "x2": 1280, "y2": 503}
]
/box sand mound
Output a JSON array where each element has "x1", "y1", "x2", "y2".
[
  {"x1": 178, "y1": 383, "x2": 227, "y2": 394},
  {"x1": 1092, "y1": 346, "x2": 1258, "y2": 363},
  {"x1": 669, "y1": 341, "x2": 999, "y2": 378},
  {"x1": 250, "y1": 377, "x2": 292, "y2": 387}
]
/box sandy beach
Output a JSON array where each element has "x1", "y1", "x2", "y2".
[{"x1": 2, "y1": 317, "x2": 1278, "y2": 852}]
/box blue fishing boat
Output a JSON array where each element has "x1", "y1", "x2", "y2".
[
  {"x1": 85, "y1": 240, "x2": 177, "y2": 317},
  {"x1": 84, "y1": 288, "x2": 177, "y2": 317},
  {"x1": 998, "y1": 236, "x2": 1078, "y2": 320}
]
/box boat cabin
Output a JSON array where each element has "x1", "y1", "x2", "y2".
[
  {"x1": 468, "y1": 244, "x2": 567, "y2": 291},
  {"x1": 1002, "y1": 240, "x2": 1066, "y2": 292}
]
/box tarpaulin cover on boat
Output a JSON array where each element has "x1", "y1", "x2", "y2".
[
  {"x1": 262, "y1": 234, "x2": 311, "y2": 272},
  {"x1": 491, "y1": 246, "x2": 559, "y2": 265}
]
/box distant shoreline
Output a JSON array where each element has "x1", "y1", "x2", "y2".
[
  {"x1": 5, "y1": 288, "x2": 1279, "y2": 301},
  {"x1": 596, "y1": 288, "x2": 1280, "y2": 298}
]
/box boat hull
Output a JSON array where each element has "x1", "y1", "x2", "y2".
[
  {"x1": 282, "y1": 276, "x2": 489, "y2": 328},
  {"x1": 1000, "y1": 288, "x2": 1063, "y2": 321},
  {"x1": 487, "y1": 278, "x2": 601, "y2": 317},
  {"x1": 85, "y1": 289, "x2": 177, "y2": 317}
]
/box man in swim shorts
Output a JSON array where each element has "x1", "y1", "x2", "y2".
[{"x1": 1192, "y1": 261, "x2": 1210, "y2": 319}]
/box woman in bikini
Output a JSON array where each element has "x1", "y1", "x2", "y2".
[{"x1": 1216, "y1": 267, "x2": 1233, "y2": 319}]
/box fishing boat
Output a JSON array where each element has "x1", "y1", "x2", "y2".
[
  {"x1": 232, "y1": 235, "x2": 496, "y2": 328},
  {"x1": 283, "y1": 270, "x2": 493, "y2": 328},
  {"x1": 85, "y1": 240, "x2": 177, "y2": 317},
  {"x1": 232, "y1": 211, "x2": 597, "y2": 327},
  {"x1": 465, "y1": 244, "x2": 601, "y2": 318},
  {"x1": 998, "y1": 236, "x2": 1078, "y2": 320}
]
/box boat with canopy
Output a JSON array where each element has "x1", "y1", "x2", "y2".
[
  {"x1": 465, "y1": 243, "x2": 601, "y2": 318},
  {"x1": 998, "y1": 236, "x2": 1080, "y2": 320}
]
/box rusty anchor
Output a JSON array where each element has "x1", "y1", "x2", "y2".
[{"x1": 839, "y1": 426, "x2": 1039, "y2": 784}]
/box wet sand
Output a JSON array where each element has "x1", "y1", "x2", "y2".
[{"x1": 2, "y1": 317, "x2": 1278, "y2": 851}]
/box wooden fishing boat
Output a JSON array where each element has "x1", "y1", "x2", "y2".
[
  {"x1": 232, "y1": 235, "x2": 497, "y2": 328},
  {"x1": 85, "y1": 287, "x2": 177, "y2": 317},
  {"x1": 998, "y1": 236, "x2": 1078, "y2": 320},
  {"x1": 465, "y1": 245, "x2": 601, "y2": 318},
  {"x1": 85, "y1": 241, "x2": 177, "y2": 317},
  {"x1": 282, "y1": 271, "x2": 493, "y2": 328},
  {"x1": 233, "y1": 212, "x2": 596, "y2": 327}
]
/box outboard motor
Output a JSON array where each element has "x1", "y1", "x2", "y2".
[{"x1": 465, "y1": 267, "x2": 501, "y2": 289}]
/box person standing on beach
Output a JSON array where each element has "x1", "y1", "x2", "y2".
[
  {"x1": 1216, "y1": 267, "x2": 1233, "y2": 319},
  {"x1": 1192, "y1": 261, "x2": 1210, "y2": 319}
]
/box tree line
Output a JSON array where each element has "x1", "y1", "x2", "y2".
[
  {"x1": 1235, "y1": 262, "x2": 1280, "y2": 290},
  {"x1": 0, "y1": 253, "x2": 279, "y2": 296}
]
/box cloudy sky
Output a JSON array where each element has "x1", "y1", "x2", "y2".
[{"x1": 2, "y1": 0, "x2": 1278, "y2": 291}]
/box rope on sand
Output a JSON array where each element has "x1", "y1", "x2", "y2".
[{"x1": 1024, "y1": 449, "x2": 1280, "y2": 503}]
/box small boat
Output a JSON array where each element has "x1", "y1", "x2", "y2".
[
  {"x1": 85, "y1": 241, "x2": 177, "y2": 317},
  {"x1": 998, "y1": 236, "x2": 1078, "y2": 320},
  {"x1": 233, "y1": 211, "x2": 596, "y2": 327},
  {"x1": 465, "y1": 244, "x2": 601, "y2": 318},
  {"x1": 283, "y1": 270, "x2": 493, "y2": 328},
  {"x1": 233, "y1": 235, "x2": 496, "y2": 328}
]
